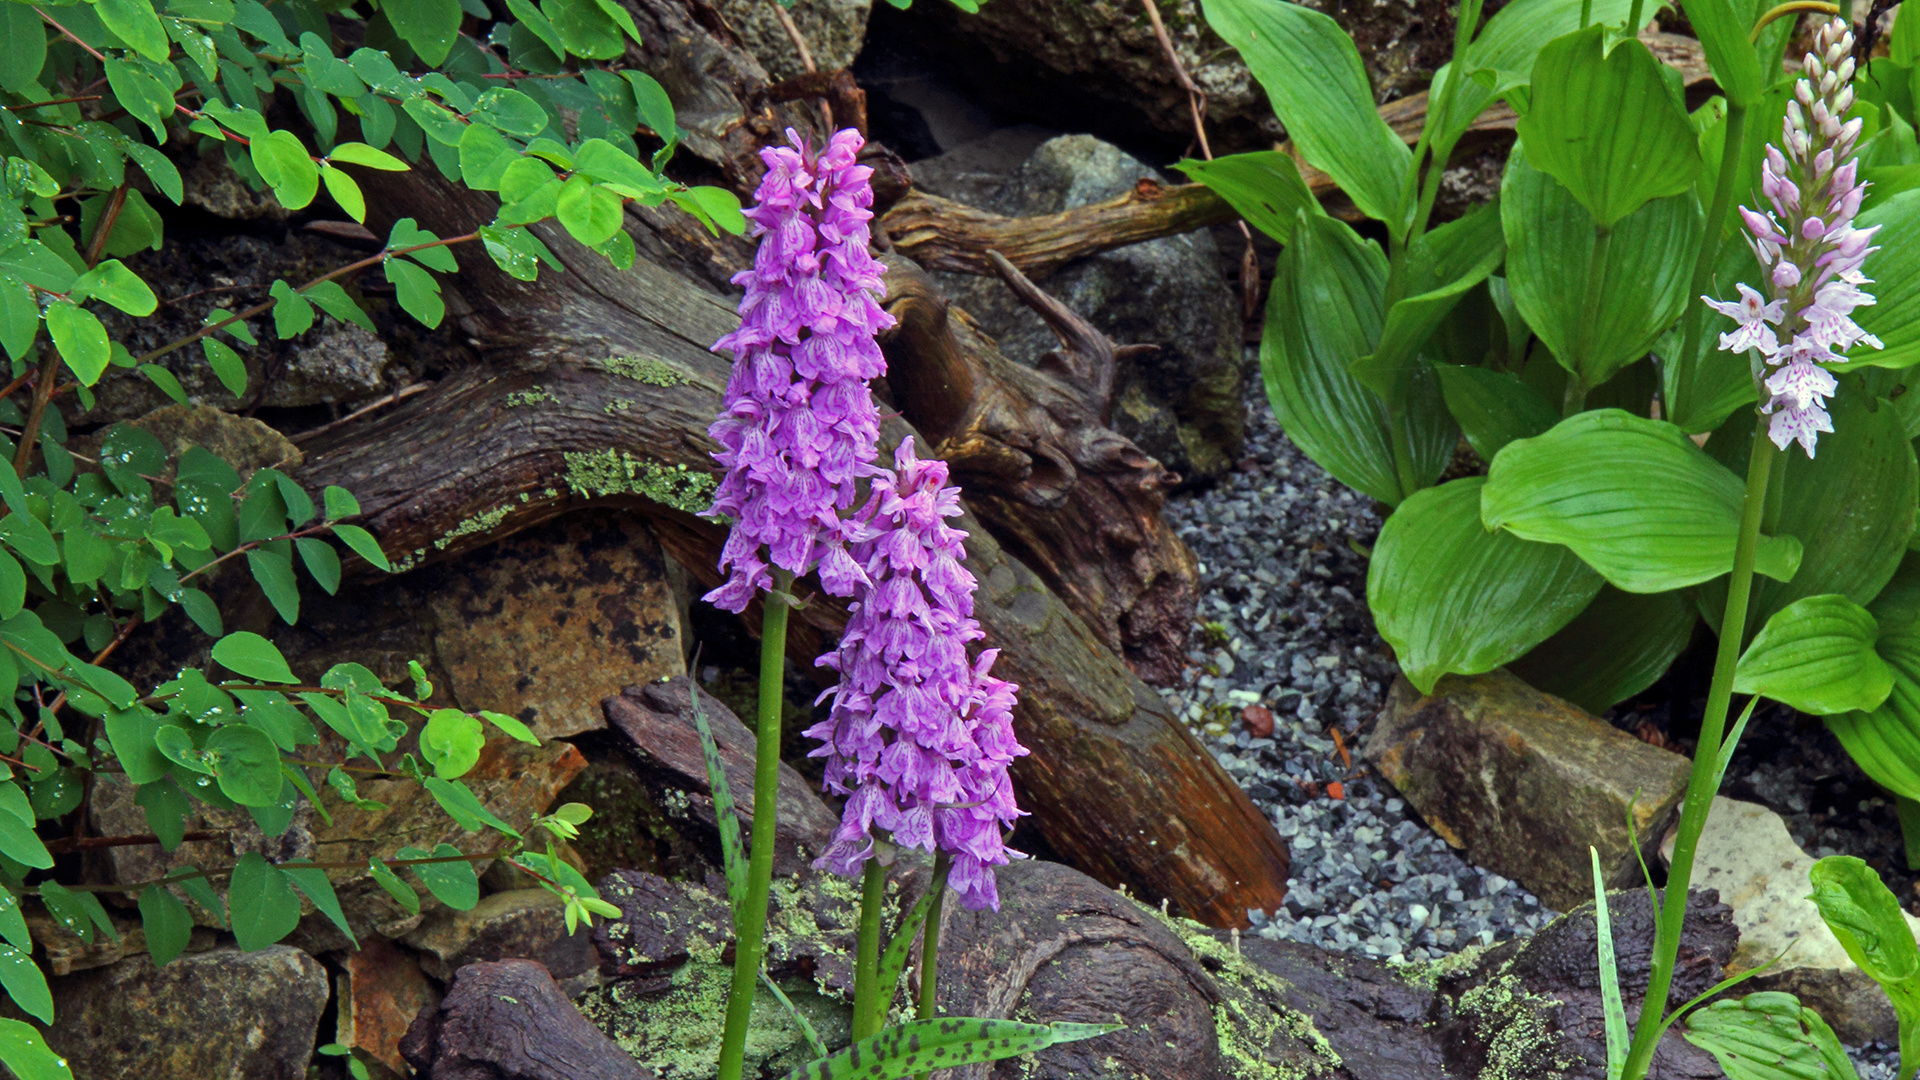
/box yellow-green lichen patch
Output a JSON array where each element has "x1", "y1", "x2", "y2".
[
  {"x1": 606, "y1": 399, "x2": 634, "y2": 415},
  {"x1": 601, "y1": 355, "x2": 691, "y2": 386},
  {"x1": 562, "y1": 449, "x2": 716, "y2": 514},
  {"x1": 577, "y1": 958, "x2": 851, "y2": 1079},
  {"x1": 1454, "y1": 970, "x2": 1575, "y2": 1080},
  {"x1": 1396, "y1": 941, "x2": 1492, "y2": 991},
  {"x1": 434, "y1": 504, "x2": 511, "y2": 550},
  {"x1": 1139, "y1": 900, "x2": 1341, "y2": 1080},
  {"x1": 505, "y1": 385, "x2": 553, "y2": 407}
]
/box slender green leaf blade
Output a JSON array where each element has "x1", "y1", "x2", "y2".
[{"x1": 775, "y1": 1017, "x2": 1121, "y2": 1080}]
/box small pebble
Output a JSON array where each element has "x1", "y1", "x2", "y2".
[{"x1": 1242, "y1": 704, "x2": 1275, "y2": 738}]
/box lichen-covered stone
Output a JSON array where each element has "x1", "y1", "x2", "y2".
[
  {"x1": 427, "y1": 511, "x2": 685, "y2": 739},
  {"x1": 1365, "y1": 671, "x2": 1691, "y2": 911},
  {"x1": 915, "y1": 133, "x2": 1246, "y2": 482},
  {"x1": 42, "y1": 946, "x2": 328, "y2": 1080},
  {"x1": 716, "y1": 0, "x2": 872, "y2": 82}
]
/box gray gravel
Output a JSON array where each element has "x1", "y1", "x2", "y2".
[
  {"x1": 1159, "y1": 394, "x2": 1559, "y2": 965},
  {"x1": 1165, "y1": 385, "x2": 1910, "y2": 1074}
]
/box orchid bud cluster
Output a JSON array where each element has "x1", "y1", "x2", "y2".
[
  {"x1": 806, "y1": 438, "x2": 1028, "y2": 912},
  {"x1": 705, "y1": 127, "x2": 894, "y2": 612},
  {"x1": 707, "y1": 129, "x2": 1026, "y2": 913},
  {"x1": 1703, "y1": 17, "x2": 1880, "y2": 457}
]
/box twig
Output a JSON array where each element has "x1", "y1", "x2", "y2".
[
  {"x1": 1139, "y1": 0, "x2": 1262, "y2": 321},
  {"x1": 767, "y1": 0, "x2": 835, "y2": 130},
  {"x1": 43, "y1": 830, "x2": 224, "y2": 854},
  {"x1": 292, "y1": 382, "x2": 433, "y2": 442}
]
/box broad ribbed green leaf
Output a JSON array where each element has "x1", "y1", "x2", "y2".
[
  {"x1": 1369, "y1": 477, "x2": 1601, "y2": 693},
  {"x1": 1701, "y1": 395, "x2": 1918, "y2": 635},
  {"x1": 1685, "y1": 0, "x2": 1765, "y2": 107},
  {"x1": 1464, "y1": 0, "x2": 1652, "y2": 87},
  {"x1": 1684, "y1": 992, "x2": 1860, "y2": 1080},
  {"x1": 1261, "y1": 214, "x2": 1455, "y2": 506},
  {"x1": 1516, "y1": 25, "x2": 1702, "y2": 227},
  {"x1": 1200, "y1": 0, "x2": 1411, "y2": 228},
  {"x1": 1850, "y1": 189, "x2": 1920, "y2": 370},
  {"x1": 1481, "y1": 409, "x2": 1801, "y2": 591},
  {"x1": 1174, "y1": 152, "x2": 1321, "y2": 245},
  {"x1": 1662, "y1": 235, "x2": 1764, "y2": 433},
  {"x1": 776, "y1": 1018, "x2": 1121, "y2": 1080},
  {"x1": 1734, "y1": 595, "x2": 1893, "y2": 716},
  {"x1": 1508, "y1": 585, "x2": 1697, "y2": 713},
  {"x1": 1829, "y1": 630, "x2": 1920, "y2": 801},
  {"x1": 1807, "y1": 856, "x2": 1920, "y2": 1070},
  {"x1": 1434, "y1": 363, "x2": 1558, "y2": 461},
  {"x1": 1503, "y1": 147, "x2": 1700, "y2": 389},
  {"x1": 138, "y1": 885, "x2": 192, "y2": 966}
]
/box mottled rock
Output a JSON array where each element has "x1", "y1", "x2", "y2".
[
  {"x1": 1677, "y1": 796, "x2": 1920, "y2": 1044},
  {"x1": 915, "y1": 133, "x2": 1246, "y2": 481},
  {"x1": 581, "y1": 870, "x2": 862, "y2": 1079},
  {"x1": 406, "y1": 888, "x2": 601, "y2": 995},
  {"x1": 401, "y1": 959, "x2": 653, "y2": 1080},
  {"x1": 182, "y1": 149, "x2": 290, "y2": 221},
  {"x1": 91, "y1": 737, "x2": 587, "y2": 939},
  {"x1": 428, "y1": 513, "x2": 685, "y2": 739},
  {"x1": 1365, "y1": 671, "x2": 1692, "y2": 911},
  {"x1": 602, "y1": 678, "x2": 840, "y2": 878},
  {"x1": 42, "y1": 946, "x2": 328, "y2": 1080},
  {"x1": 127, "y1": 404, "x2": 303, "y2": 478},
  {"x1": 340, "y1": 935, "x2": 441, "y2": 1076},
  {"x1": 715, "y1": 0, "x2": 871, "y2": 81},
  {"x1": 25, "y1": 905, "x2": 216, "y2": 976}
]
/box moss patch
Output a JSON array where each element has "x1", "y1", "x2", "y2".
[
  {"x1": 601, "y1": 355, "x2": 691, "y2": 386},
  {"x1": 563, "y1": 450, "x2": 716, "y2": 514},
  {"x1": 434, "y1": 504, "x2": 511, "y2": 550},
  {"x1": 505, "y1": 385, "x2": 553, "y2": 407},
  {"x1": 578, "y1": 958, "x2": 851, "y2": 1079},
  {"x1": 1141, "y1": 902, "x2": 1341, "y2": 1079},
  {"x1": 1453, "y1": 970, "x2": 1575, "y2": 1080}
]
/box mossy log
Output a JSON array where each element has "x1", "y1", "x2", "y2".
[{"x1": 291, "y1": 0, "x2": 1285, "y2": 926}]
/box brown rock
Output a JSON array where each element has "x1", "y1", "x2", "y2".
[
  {"x1": 401, "y1": 959, "x2": 653, "y2": 1080},
  {"x1": 42, "y1": 946, "x2": 328, "y2": 1080},
  {"x1": 1241, "y1": 704, "x2": 1274, "y2": 738},
  {"x1": 25, "y1": 905, "x2": 216, "y2": 976},
  {"x1": 406, "y1": 888, "x2": 600, "y2": 993},
  {"x1": 429, "y1": 512, "x2": 685, "y2": 739},
  {"x1": 1364, "y1": 671, "x2": 1691, "y2": 911},
  {"x1": 602, "y1": 678, "x2": 841, "y2": 878},
  {"x1": 90, "y1": 737, "x2": 587, "y2": 940},
  {"x1": 340, "y1": 935, "x2": 441, "y2": 1076}
]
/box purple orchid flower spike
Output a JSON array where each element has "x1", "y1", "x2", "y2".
[
  {"x1": 805, "y1": 437, "x2": 1029, "y2": 912},
  {"x1": 705, "y1": 127, "x2": 894, "y2": 610},
  {"x1": 1702, "y1": 17, "x2": 1881, "y2": 457}
]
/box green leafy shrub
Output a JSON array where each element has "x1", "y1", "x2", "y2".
[{"x1": 0, "y1": 0, "x2": 752, "y2": 1071}]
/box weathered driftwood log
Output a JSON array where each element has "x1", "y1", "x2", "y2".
[
  {"x1": 399, "y1": 959, "x2": 653, "y2": 1080},
  {"x1": 877, "y1": 31, "x2": 1715, "y2": 275},
  {"x1": 880, "y1": 251, "x2": 1197, "y2": 678}
]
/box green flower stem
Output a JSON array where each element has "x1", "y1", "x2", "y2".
[
  {"x1": 854, "y1": 858, "x2": 888, "y2": 1040},
  {"x1": 919, "y1": 852, "x2": 951, "y2": 1021},
  {"x1": 1569, "y1": 224, "x2": 1613, "y2": 417},
  {"x1": 915, "y1": 852, "x2": 952, "y2": 1080},
  {"x1": 1620, "y1": 414, "x2": 1776, "y2": 1080},
  {"x1": 1672, "y1": 103, "x2": 1750, "y2": 428},
  {"x1": 716, "y1": 567, "x2": 794, "y2": 1080}
]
